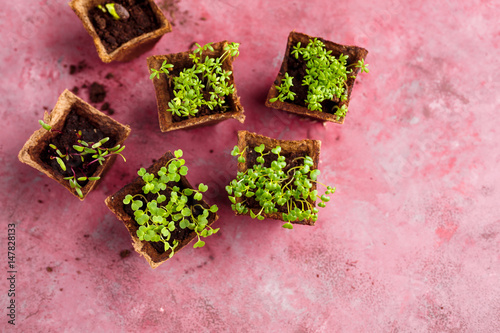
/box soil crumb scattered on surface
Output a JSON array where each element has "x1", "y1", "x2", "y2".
[
  {"x1": 89, "y1": 82, "x2": 106, "y2": 103},
  {"x1": 120, "y1": 249, "x2": 131, "y2": 258},
  {"x1": 69, "y1": 60, "x2": 88, "y2": 75}
]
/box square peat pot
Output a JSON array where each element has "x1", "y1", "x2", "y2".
[
  {"x1": 147, "y1": 40, "x2": 245, "y2": 132},
  {"x1": 18, "y1": 89, "x2": 131, "y2": 200},
  {"x1": 105, "y1": 152, "x2": 219, "y2": 269},
  {"x1": 265, "y1": 31, "x2": 368, "y2": 124},
  {"x1": 69, "y1": 0, "x2": 172, "y2": 63},
  {"x1": 235, "y1": 130, "x2": 321, "y2": 226}
]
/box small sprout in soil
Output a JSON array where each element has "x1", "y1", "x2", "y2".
[
  {"x1": 269, "y1": 72, "x2": 296, "y2": 103},
  {"x1": 333, "y1": 104, "x2": 348, "y2": 121},
  {"x1": 149, "y1": 42, "x2": 240, "y2": 118},
  {"x1": 98, "y1": 3, "x2": 129, "y2": 20},
  {"x1": 39, "y1": 120, "x2": 52, "y2": 131},
  {"x1": 355, "y1": 58, "x2": 369, "y2": 73},
  {"x1": 270, "y1": 38, "x2": 368, "y2": 120},
  {"x1": 40, "y1": 121, "x2": 126, "y2": 198},
  {"x1": 150, "y1": 60, "x2": 174, "y2": 80},
  {"x1": 227, "y1": 145, "x2": 335, "y2": 229},
  {"x1": 123, "y1": 149, "x2": 219, "y2": 257}
]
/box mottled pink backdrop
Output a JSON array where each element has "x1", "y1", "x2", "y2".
[{"x1": 1, "y1": 0, "x2": 500, "y2": 332}]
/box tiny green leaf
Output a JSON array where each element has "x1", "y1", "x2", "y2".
[
  {"x1": 193, "y1": 240, "x2": 205, "y2": 248},
  {"x1": 56, "y1": 157, "x2": 66, "y2": 171},
  {"x1": 39, "y1": 120, "x2": 52, "y2": 131},
  {"x1": 198, "y1": 183, "x2": 208, "y2": 192}
]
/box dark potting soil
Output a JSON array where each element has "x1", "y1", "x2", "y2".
[
  {"x1": 89, "y1": 0, "x2": 161, "y2": 53},
  {"x1": 123, "y1": 177, "x2": 204, "y2": 255},
  {"x1": 284, "y1": 42, "x2": 346, "y2": 115},
  {"x1": 244, "y1": 147, "x2": 311, "y2": 214},
  {"x1": 168, "y1": 59, "x2": 235, "y2": 123},
  {"x1": 89, "y1": 82, "x2": 106, "y2": 103},
  {"x1": 39, "y1": 107, "x2": 118, "y2": 188}
]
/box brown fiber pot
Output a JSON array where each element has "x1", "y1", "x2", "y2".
[
  {"x1": 18, "y1": 89, "x2": 131, "y2": 200},
  {"x1": 105, "y1": 151, "x2": 219, "y2": 269},
  {"x1": 147, "y1": 41, "x2": 245, "y2": 132},
  {"x1": 234, "y1": 130, "x2": 321, "y2": 226},
  {"x1": 265, "y1": 31, "x2": 368, "y2": 124},
  {"x1": 69, "y1": 0, "x2": 172, "y2": 63}
]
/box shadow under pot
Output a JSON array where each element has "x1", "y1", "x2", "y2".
[
  {"x1": 147, "y1": 40, "x2": 245, "y2": 132},
  {"x1": 18, "y1": 89, "x2": 131, "y2": 200},
  {"x1": 266, "y1": 31, "x2": 369, "y2": 124},
  {"x1": 105, "y1": 151, "x2": 219, "y2": 269},
  {"x1": 69, "y1": 0, "x2": 172, "y2": 62}
]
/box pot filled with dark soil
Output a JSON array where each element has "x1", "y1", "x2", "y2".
[
  {"x1": 105, "y1": 151, "x2": 219, "y2": 268},
  {"x1": 69, "y1": 0, "x2": 172, "y2": 63},
  {"x1": 227, "y1": 131, "x2": 335, "y2": 229},
  {"x1": 18, "y1": 89, "x2": 131, "y2": 200},
  {"x1": 265, "y1": 31, "x2": 369, "y2": 124},
  {"x1": 147, "y1": 41, "x2": 245, "y2": 132}
]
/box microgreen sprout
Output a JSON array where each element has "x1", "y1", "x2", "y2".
[
  {"x1": 98, "y1": 3, "x2": 129, "y2": 20},
  {"x1": 150, "y1": 60, "x2": 174, "y2": 80},
  {"x1": 270, "y1": 38, "x2": 368, "y2": 120},
  {"x1": 39, "y1": 120, "x2": 52, "y2": 131},
  {"x1": 226, "y1": 144, "x2": 335, "y2": 229},
  {"x1": 355, "y1": 59, "x2": 369, "y2": 73},
  {"x1": 333, "y1": 105, "x2": 348, "y2": 121},
  {"x1": 269, "y1": 73, "x2": 296, "y2": 103},
  {"x1": 39, "y1": 121, "x2": 126, "y2": 198},
  {"x1": 123, "y1": 149, "x2": 219, "y2": 257},
  {"x1": 149, "y1": 42, "x2": 240, "y2": 118}
]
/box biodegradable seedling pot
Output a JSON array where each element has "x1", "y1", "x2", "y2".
[
  {"x1": 18, "y1": 89, "x2": 131, "y2": 200},
  {"x1": 69, "y1": 0, "x2": 172, "y2": 63},
  {"x1": 147, "y1": 41, "x2": 245, "y2": 132},
  {"x1": 265, "y1": 31, "x2": 368, "y2": 124},
  {"x1": 234, "y1": 130, "x2": 321, "y2": 226},
  {"x1": 105, "y1": 151, "x2": 219, "y2": 269}
]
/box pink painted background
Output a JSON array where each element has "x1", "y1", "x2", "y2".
[{"x1": 1, "y1": 0, "x2": 500, "y2": 332}]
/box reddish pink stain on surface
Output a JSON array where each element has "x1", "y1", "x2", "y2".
[
  {"x1": 1, "y1": 0, "x2": 500, "y2": 332},
  {"x1": 436, "y1": 222, "x2": 458, "y2": 245}
]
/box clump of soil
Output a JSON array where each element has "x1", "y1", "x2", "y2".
[
  {"x1": 89, "y1": 82, "x2": 106, "y2": 103},
  {"x1": 69, "y1": 60, "x2": 88, "y2": 75},
  {"x1": 120, "y1": 249, "x2": 131, "y2": 258}
]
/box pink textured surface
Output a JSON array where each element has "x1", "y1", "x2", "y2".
[{"x1": 1, "y1": 0, "x2": 500, "y2": 332}]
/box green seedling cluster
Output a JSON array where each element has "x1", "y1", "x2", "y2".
[
  {"x1": 226, "y1": 144, "x2": 335, "y2": 229},
  {"x1": 123, "y1": 149, "x2": 219, "y2": 257},
  {"x1": 39, "y1": 120, "x2": 126, "y2": 198},
  {"x1": 150, "y1": 42, "x2": 240, "y2": 118},
  {"x1": 270, "y1": 38, "x2": 369, "y2": 120}
]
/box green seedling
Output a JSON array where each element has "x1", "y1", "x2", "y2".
[
  {"x1": 98, "y1": 3, "x2": 129, "y2": 20},
  {"x1": 271, "y1": 38, "x2": 368, "y2": 120},
  {"x1": 227, "y1": 144, "x2": 335, "y2": 229},
  {"x1": 149, "y1": 42, "x2": 240, "y2": 118},
  {"x1": 123, "y1": 149, "x2": 219, "y2": 257}
]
